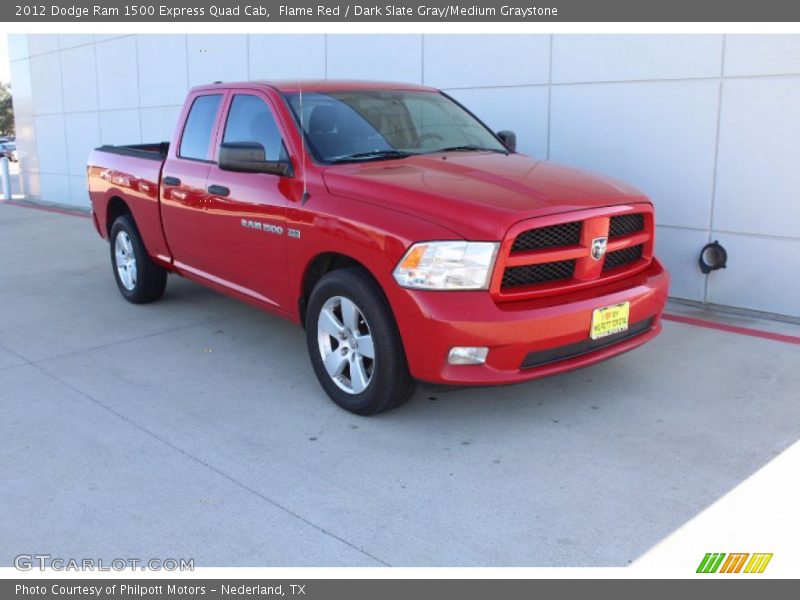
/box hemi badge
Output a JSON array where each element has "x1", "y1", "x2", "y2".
[{"x1": 288, "y1": 228, "x2": 301, "y2": 239}]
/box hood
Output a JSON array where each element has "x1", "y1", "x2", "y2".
[{"x1": 321, "y1": 152, "x2": 650, "y2": 240}]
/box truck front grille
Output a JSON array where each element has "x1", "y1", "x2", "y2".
[
  {"x1": 603, "y1": 244, "x2": 644, "y2": 271},
  {"x1": 502, "y1": 260, "x2": 576, "y2": 288},
  {"x1": 511, "y1": 221, "x2": 581, "y2": 252},
  {"x1": 492, "y1": 207, "x2": 654, "y2": 301},
  {"x1": 608, "y1": 213, "x2": 645, "y2": 238}
]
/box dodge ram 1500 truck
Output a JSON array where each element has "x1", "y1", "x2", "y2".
[{"x1": 87, "y1": 80, "x2": 670, "y2": 415}]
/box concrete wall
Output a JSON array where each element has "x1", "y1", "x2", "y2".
[{"x1": 8, "y1": 34, "x2": 800, "y2": 317}]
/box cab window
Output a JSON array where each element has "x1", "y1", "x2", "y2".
[
  {"x1": 179, "y1": 94, "x2": 223, "y2": 160},
  {"x1": 222, "y1": 95, "x2": 288, "y2": 162}
]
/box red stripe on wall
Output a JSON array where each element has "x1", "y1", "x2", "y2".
[
  {"x1": 1, "y1": 199, "x2": 91, "y2": 219},
  {"x1": 663, "y1": 313, "x2": 800, "y2": 345}
]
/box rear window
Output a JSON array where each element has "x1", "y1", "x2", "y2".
[{"x1": 179, "y1": 94, "x2": 222, "y2": 160}]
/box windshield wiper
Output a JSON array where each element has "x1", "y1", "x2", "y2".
[
  {"x1": 329, "y1": 149, "x2": 413, "y2": 164},
  {"x1": 431, "y1": 145, "x2": 508, "y2": 155}
]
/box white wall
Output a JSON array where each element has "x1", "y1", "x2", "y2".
[{"x1": 9, "y1": 34, "x2": 800, "y2": 318}]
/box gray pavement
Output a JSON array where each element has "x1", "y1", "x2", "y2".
[{"x1": 1, "y1": 202, "x2": 799, "y2": 567}]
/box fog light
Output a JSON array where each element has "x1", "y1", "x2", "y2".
[{"x1": 448, "y1": 347, "x2": 489, "y2": 365}]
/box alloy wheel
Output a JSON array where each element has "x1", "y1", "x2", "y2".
[
  {"x1": 114, "y1": 231, "x2": 137, "y2": 291},
  {"x1": 316, "y1": 296, "x2": 376, "y2": 394}
]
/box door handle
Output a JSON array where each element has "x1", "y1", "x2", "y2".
[
  {"x1": 207, "y1": 184, "x2": 230, "y2": 197},
  {"x1": 162, "y1": 176, "x2": 181, "y2": 186}
]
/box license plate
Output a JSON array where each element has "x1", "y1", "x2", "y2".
[{"x1": 590, "y1": 302, "x2": 630, "y2": 340}]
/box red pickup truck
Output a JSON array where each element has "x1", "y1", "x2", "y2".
[{"x1": 87, "y1": 80, "x2": 669, "y2": 415}]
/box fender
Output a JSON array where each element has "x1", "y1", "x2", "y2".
[
  {"x1": 286, "y1": 190, "x2": 464, "y2": 323},
  {"x1": 87, "y1": 151, "x2": 172, "y2": 267}
]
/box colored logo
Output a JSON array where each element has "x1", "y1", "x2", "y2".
[{"x1": 696, "y1": 552, "x2": 773, "y2": 573}]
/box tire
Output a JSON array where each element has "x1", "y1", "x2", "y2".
[
  {"x1": 109, "y1": 215, "x2": 167, "y2": 304},
  {"x1": 305, "y1": 267, "x2": 416, "y2": 415}
]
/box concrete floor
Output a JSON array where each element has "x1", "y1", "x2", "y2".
[{"x1": 1, "y1": 202, "x2": 798, "y2": 567}]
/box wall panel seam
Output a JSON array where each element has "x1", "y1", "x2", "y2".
[
  {"x1": 440, "y1": 72, "x2": 800, "y2": 92},
  {"x1": 704, "y1": 34, "x2": 727, "y2": 303},
  {"x1": 546, "y1": 34, "x2": 553, "y2": 160}
]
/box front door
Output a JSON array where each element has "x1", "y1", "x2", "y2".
[{"x1": 202, "y1": 91, "x2": 293, "y2": 310}]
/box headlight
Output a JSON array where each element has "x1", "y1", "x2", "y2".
[{"x1": 393, "y1": 241, "x2": 499, "y2": 290}]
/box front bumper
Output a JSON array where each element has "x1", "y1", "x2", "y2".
[{"x1": 390, "y1": 258, "x2": 670, "y2": 385}]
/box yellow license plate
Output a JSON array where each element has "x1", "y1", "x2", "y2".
[{"x1": 590, "y1": 302, "x2": 630, "y2": 340}]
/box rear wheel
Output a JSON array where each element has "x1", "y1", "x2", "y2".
[
  {"x1": 305, "y1": 268, "x2": 415, "y2": 415},
  {"x1": 109, "y1": 215, "x2": 167, "y2": 304}
]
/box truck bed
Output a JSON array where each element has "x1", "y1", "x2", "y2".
[
  {"x1": 94, "y1": 142, "x2": 170, "y2": 161},
  {"x1": 87, "y1": 142, "x2": 171, "y2": 261}
]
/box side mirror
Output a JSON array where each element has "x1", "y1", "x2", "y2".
[
  {"x1": 218, "y1": 142, "x2": 292, "y2": 176},
  {"x1": 497, "y1": 130, "x2": 517, "y2": 152}
]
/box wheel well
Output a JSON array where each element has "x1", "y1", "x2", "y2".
[
  {"x1": 106, "y1": 196, "x2": 132, "y2": 236},
  {"x1": 299, "y1": 253, "x2": 371, "y2": 326}
]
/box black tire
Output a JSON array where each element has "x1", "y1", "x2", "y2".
[
  {"x1": 305, "y1": 267, "x2": 416, "y2": 415},
  {"x1": 109, "y1": 215, "x2": 167, "y2": 304}
]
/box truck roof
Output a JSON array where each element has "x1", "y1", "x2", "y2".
[{"x1": 189, "y1": 79, "x2": 438, "y2": 94}]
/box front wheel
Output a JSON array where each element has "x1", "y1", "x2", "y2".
[
  {"x1": 109, "y1": 215, "x2": 167, "y2": 304},
  {"x1": 305, "y1": 268, "x2": 416, "y2": 415}
]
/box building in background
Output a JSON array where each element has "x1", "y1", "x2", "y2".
[{"x1": 7, "y1": 34, "x2": 800, "y2": 318}]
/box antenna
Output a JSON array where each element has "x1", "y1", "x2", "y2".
[{"x1": 298, "y1": 81, "x2": 310, "y2": 206}]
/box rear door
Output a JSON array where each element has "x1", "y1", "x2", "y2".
[
  {"x1": 202, "y1": 89, "x2": 294, "y2": 310},
  {"x1": 160, "y1": 91, "x2": 227, "y2": 276}
]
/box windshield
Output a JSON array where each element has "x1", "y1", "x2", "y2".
[{"x1": 284, "y1": 90, "x2": 507, "y2": 164}]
